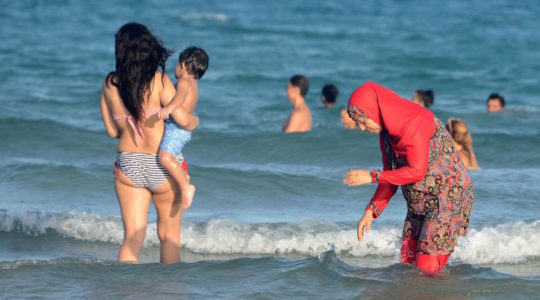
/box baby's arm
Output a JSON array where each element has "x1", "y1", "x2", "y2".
[
  {"x1": 158, "y1": 79, "x2": 190, "y2": 120},
  {"x1": 160, "y1": 74, "x2": 199, "y2": 131}
]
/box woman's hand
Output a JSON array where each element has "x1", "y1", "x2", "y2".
[
  {"x1": 357, "y1": 210, "x2": 373, "y2": 241},
  {"x1": 344, "y1": 169, "x2": 372, "y2": 186}
]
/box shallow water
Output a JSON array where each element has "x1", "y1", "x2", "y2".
[{"x1": 1, "y1": 0, "x2": 540, "y2": 298}]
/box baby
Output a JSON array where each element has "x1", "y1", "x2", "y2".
[{"x1": 158, "y1": 46, "x2": 209, "y2": 210}]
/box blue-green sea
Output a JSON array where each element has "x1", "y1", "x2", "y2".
[{"x1": 1, "y1": 0, "x2": 539, "y2": 298}]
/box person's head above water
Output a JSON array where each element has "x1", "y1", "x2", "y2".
[
  {"x1": 176, "y1": 46, "x2": 209, "y2": 80},
  {"x1": 446, "y1": 118, "x2": 473, "y2": 151},
  {"x1": 412, "y1": 89, "x2": 435, "y2": 108},
  {"x1": 287, "y1": 75, "x2": 309, "y2": 102},
  {"x1": 321, "y1": 84, "x2": 338, "y2": 108},
  {"x1": 486, "y1": 93, "x2": 505, "y2": 113},
  {"x1": 347, "y1": 82, "x2": 435, "y2": 138},
  {"x1": 107, "y1": 22, "x2": 172, "y2": 122}
]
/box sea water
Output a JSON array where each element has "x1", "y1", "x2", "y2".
[{"x1": 1, "y1": 0, "x2": 539, "y2": 298}]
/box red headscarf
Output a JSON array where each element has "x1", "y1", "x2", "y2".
[
  {"x1": 348, "y1": 81, "x2": 435, "y2": 149},
  {"x1": 348, "y1": 81, "x2": 436, "y2": 187}
]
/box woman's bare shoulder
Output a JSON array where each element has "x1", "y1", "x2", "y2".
[
  {"x1": 152, "y1": 71, "x2": 173, "y2": 88},
  {"x1": 101, "y1": 73, "x2": 118, "y2": 96}
]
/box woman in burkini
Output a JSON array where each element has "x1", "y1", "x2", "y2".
[
  {"x1": 100, "y1": 23, "x2": 198, "y2": 263},
  {"x1": 446, "y1": 118, "x2": 479, "y2": 170},
  {"x1": 343, "y1": 82, "x2": 474, "y2": 273}
]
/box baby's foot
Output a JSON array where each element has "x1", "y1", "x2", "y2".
[{"x1": 181, "y1": 184, "x2": 196, "y2": 210}]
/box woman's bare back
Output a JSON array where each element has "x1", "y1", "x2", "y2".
[{"x1": 101, "y1": 72, "x2": 177, "y2": 154}]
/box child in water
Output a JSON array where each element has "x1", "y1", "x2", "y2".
[
  {"x1": 158, "y1": 46, "x2": 209, "y2": 210},
  {"x1": 446, "y1": 118, "x2": 479, "y2": 170}
]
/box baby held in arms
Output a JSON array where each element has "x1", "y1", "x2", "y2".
[{"x1": 158, "y1": 47, "x2": 209, "y2": 210}]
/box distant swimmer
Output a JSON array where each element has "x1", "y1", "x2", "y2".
[
  {"x1": 283, "y1": 75, "x2": 312, "y2": 133},
  {"x1": 412, "y1": 89, "x2": 435, "y2": 109},
  {"x1": 446, "y1": 118, "x2": 479, "y2": 170},
  {"x1": 321, "y1": 83, "x2": 338, "y2": 109},
  {"x1": 343, "y1": 81, "x2": 474, "y2": 274},
  {"x1": 486, "y1": 93, "x2": 505, "y2": 113}
]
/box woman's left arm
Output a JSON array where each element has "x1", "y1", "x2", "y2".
[
  {"x1": 100, "y1": 81, "x2": 119, "y2": 138},
  {"x1": 377, "y1": 133, "x2": 430, "y2": 185}
]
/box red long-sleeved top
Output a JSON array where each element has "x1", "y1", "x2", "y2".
[{"x1": 348, "y1": 82, "x2": 436, "y2": 218}]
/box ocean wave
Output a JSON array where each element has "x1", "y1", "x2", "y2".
[
  {"x1": 0, "y1": 116, "x2": 105, "y2": 142},
  {"x1": 1, "y1": 253, "x2": 535, "y2": 299},
  {"x1": 1, "y1": 157, "x2": 103, "y2": 169},
  {"x1": 195, "y1": 162, "x2": 343, "y2": 180},
  {"x1": 180, "y1": 13, "x2": 229, "y2": 22},
  {"x1": 0, "y1": 257, "x2": 107, "y2": 270},
  {"x1": 0, "y1": 159, "x2": 110, "y2": 189},
  {"x1": 1, "y1": 210, "x2": 539, "y2": 264}
]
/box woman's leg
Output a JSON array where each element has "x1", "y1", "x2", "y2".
[
  {"x1": 401, "y1": 212, "x2": 421, "y2": 264},
  {"x1": 415, "y1": 215, "x2": 451, "y2": 274},
  {"x1": 416, "y1": 253, "x2": 450, "y2": 274},
  {"x1": 152, "y1": 177, "x2": 183, "y2": 264},
  {"x1": 401, "y1": 235, "x2": 418, "y2": 264},
  {"x1": 115, "y1": 172, "x2": 152, "y2": 263}
]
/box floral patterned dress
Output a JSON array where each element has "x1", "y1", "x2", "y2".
[{"x1": 383, "y1": 118, "x2": 474, "y2": 256}]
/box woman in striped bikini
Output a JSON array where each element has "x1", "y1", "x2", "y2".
[{"x1": 100, "y1": 23, "x2": 199, "y2": 264}]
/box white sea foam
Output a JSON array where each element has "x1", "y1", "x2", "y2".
[
  {"x1": 180, "y1": 13, "x2": 229, "y2": 22},
  {"x1": 0, "y1": 210, "x2": 125, "y2": 244},
  {"x1": 452, "y1": 221, "x2": 540, "y2": 264},
  {"x1": 1, "y1": 210, "x2": 539, "y2": 264}
]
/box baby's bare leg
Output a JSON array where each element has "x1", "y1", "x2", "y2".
[{"x1": 158, "y1": 150, "x2": 195, "y2": 210}]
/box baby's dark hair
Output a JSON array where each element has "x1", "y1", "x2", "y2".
[
  {"x1": 179, "y1": 46, "x2": 209, "y2": 80},
  {"x1": 290, "y1": 75, "x2": 309, "y2": 97},
  {"x1": 322, "y1": 84, "x2": 339, "y2": 104},
  {"x1": 487, "y1": 93, "x2": 505, "y2": 107},
  {"x1": 415, "y1": 89, "x2": 435, "y2": 108}
]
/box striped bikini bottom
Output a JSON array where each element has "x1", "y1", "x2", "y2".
[{"x1": 115, "y1": 152, "x2": 185, "y2": 192}]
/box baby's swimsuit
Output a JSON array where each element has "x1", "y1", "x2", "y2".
[{"x1": 159, "y1": 117, "x2": 192, "y2": 156}]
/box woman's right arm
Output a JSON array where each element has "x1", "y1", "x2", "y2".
[
  {"x1": 354, "y1": 136, "x2": 398, "y2": 241},
  {"x1": 160, "y1": 74, "x2": 199, "y2": 131},
  {"x1": 366, "y1": 135, "x2": 398, "y2": 218},
  {"x1": 100, "y1": 81, "x2": 119, "y2": 138}
]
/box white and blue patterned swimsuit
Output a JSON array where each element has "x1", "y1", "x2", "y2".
[{"x1": 159, "y1": 118, "x2": 192, "y2": 156}]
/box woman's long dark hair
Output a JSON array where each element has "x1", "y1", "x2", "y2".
[{"x1": 106, "y1": 23, "x2": 172, "y2": 122}]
